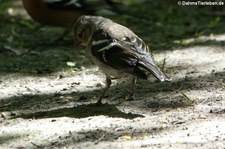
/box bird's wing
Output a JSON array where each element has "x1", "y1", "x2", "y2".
[
  {"x1": 44, "y1": 0, "x2": 121, "y2": 12},
  {"x1": 91, "y1": 36, "x2": 148, "y2": 79},
  {"x1": 44, "y1": 0, "x2": 91, "y2": 11},
  {"x1": 91, "y1": 24, "x2": 171, "y2": 81}
]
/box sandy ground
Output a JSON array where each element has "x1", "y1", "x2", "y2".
[{"x1": 1, "y1": 35, "x2": 225, "y2": 148}]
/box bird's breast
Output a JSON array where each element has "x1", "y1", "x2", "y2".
[{"x1": 91, "y1": 54, "x2": 131, "y2": 79}]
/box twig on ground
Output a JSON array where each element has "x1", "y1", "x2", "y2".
[
  {"x1": 181, "y1": 92, "x2": 192, "y2": 101},
  {"x1": 31, "y1": 142, "x2": 45, "y2": 149},
  {"x1": 162, "y1": 58, "x2": 166, "y2": 72},
  {"x1": 94, "y1": 134, "x2": 105, "y2": 144},
  {"x1": 168, "y1": 83, "x2": 183, "y2": 96}
]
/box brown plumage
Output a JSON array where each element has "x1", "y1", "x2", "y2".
[
  {"x1": 74, "y1": 15, "x2": 171, "y2": 104},
  {"x1": 22, "y1": 0, "x2": 121, "y2": 42}
]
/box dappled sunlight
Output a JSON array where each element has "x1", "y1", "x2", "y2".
[
  {"x1": 95, "y1": 119, "x2": 225, "y2": 148},
  {"x1": 0, "y1": 67, "x2": 105, "y2": 100},
  {"x1": 1, "y1": 41, "x2": 224, "y2": 101},
  {"x1": 1, "y1": 0, "x2": 225, "y2": 148},
  {"x1": 174, "y1": 33, "x2": 225, "y2": 45},
  {"x1": 156, "y1": 44, "x2": 225, "y2": 79},
  {"x1": 0, "y1": 115, "x2": 169, "y2": 148}
]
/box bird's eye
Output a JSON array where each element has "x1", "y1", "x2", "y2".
[{"x1": 77, "y1": 32, "x2": 84, "y2": 40}]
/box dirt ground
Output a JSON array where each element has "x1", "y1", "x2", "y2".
[
  {"x1": 1, "y1": 40, "x2": 225, "y2": 148},
  {"x1": 1, "y1": 1, "x2": 225, "y2": 149}
]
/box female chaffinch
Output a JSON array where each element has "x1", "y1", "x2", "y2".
[{"x1": 74, "y1": 15, "x2": 171, "y2": 104}]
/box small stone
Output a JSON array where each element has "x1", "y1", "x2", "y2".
[
  {"x1": 198, "y1": 114, "x2": 207, "y2": 119},
  {"x1": 1, "y1": 112, "x2": 7, "y2": 119}
]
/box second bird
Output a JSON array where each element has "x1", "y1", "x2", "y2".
[
  {"x1": 22, "y1": 0, "x2": 121, "y2": 42},
  {"x1": 74, "y1": 15, "x2": 171, "y2": 104}
]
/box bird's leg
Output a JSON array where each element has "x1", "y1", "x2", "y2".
[
  {"x1": 96, "y1": 76, "x2": 111, "y2": 105},
  {"x1": 130, "y1": 77, "x2": 137, "y2": 100}
]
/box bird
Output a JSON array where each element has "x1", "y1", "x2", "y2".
[
  {"x1": 22, "y1": 0, "x2": 121, "y2": 43},
  {"x1": 74, "y1": 15, "x2": 171, "y2": 105}
]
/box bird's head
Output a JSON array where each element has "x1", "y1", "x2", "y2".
[
  {"x1": 74, "y1": 16, "x2": 93, "y2": 47},
  {"x1": 74, "y1": 15, "x2": 108, "y2": 47}
]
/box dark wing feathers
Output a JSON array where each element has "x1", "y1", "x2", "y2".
[
  {"x1": 45, "y1": 0, "x2": 93, "y2": 11},
  {"x1": 92, "y1": 42, "x2": 148, "y2": 79},
  {"x1": 91, "y1": 22, "x2": 171, "y2": 81},
  {"x1": 44, "y1": 0, "x2": 121, "y2": 13}
]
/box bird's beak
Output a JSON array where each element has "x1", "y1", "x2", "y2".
[{"x1": 74, "y1": 39, "x2": 81, "y2": 48}]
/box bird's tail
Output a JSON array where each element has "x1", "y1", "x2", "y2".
[{"x1": 138, "y1": 62, "x2": 171, "y2": 82}]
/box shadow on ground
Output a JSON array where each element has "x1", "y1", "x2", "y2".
[
  {"x1": 14, "y1": 103, "x2": 143, "y2": 119},
  {"x1": 1, "y1": 70, "x2": 224, "y2": 105},
  {"x1": 41, "y1": 126, "x2": 168, "y2": 148}
]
